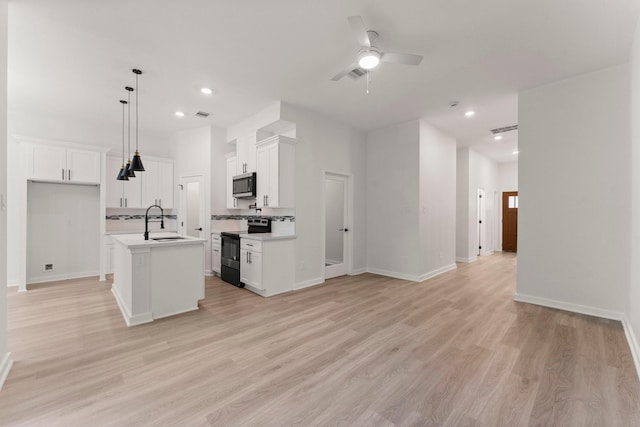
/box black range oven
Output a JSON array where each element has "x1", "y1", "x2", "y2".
[{"x1": 220, "y1": 218, "x2": 271, "y2": 287}]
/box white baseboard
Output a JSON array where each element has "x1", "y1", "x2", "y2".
[
  {"x1": 456, "y1": 256, "x2": 477, "y2": 263},
  {"x1": 480, "y1": 250, "x2": 494, "y2": 256},
  {"x1": 0, "y1": 352, "x2": 13, "y2": 391},
  {"x1": 416, "y1": 263, "x2": 457, "y2": 282},
  {"x1": 111, "y1": 285, "x2": 153, "y2": 327},
  {"x1": 27, "y1": 270, "x2": 99, "y2": 285},
  {"x1": 294, "y1": 277, "x2": 324, "y2": 291},
  {"x1": 622, "y1": 315, "x2": 640, "y2": 382},
  {"x1": 350, "y1": 267, "x2": 367, "y2": 275},
  {"x1": 6, "y1": 279, "x2": 18, "y2": 288},
  {"x1": 367, "y1": 263, "x2": 456, "y2": 283},
  {"x1": 513, "y1": 293, "x2": 623, "y2": 321}
]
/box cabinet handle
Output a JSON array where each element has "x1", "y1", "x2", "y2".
[
  {"x1": 248, "y1": 252, "x2": 252, "y2": 264},
  {"x1": 213, "y1": 249, "x2": 219, "y2": 252},
  {"x1": 265, "y1": 195, "x2": 268, "y2": 207},
  {"x1": 68, "y1": 169, "x2": 71, "y2": 181},
  {"x1": 246, "y1": 243, "x2": 254, "y2": 247},
  {"x1": 62, "y1": 169, "x2": 65, "y2": 180},
  {"x1": 120, "y1": 197, "x2": 123, "y2": 208},
  {"x1": 125, "y1": 198, "x2": 128, "y2": 208}
]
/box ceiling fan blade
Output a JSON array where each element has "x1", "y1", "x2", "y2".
[
  {"x1": 347, "y1": 16, "x2": 371, "y2": 47},
  {"x1": 331, "y1": 63, "x2": 358, "y2": 81},
  {"x1": 381, "y1": 52, "x2": 423, "y2": 66}
]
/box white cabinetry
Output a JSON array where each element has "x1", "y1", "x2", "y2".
[
  {"x1": 226, "y1": 155, "x2": 238, "y2": 209},
  {"x1": 240, "y1": 237, "x2": 295, "y2": 296},
  {"x1": 256, "y1": 135, "x2": 295, "y2": 208},
  {"x1": 235, "y1": 134, "x2": 257, "y2": 175},
  {"x1": 141, "y1": 160, "x2": 174, "y2": 209},
  {"x1": 211, "y1": 233, "x2": 221, "y2": 275},
  {"x1": 106, "y1": 156, "x2": 142, "y2": 208},
  {"x1": 26, "y1": 144, "x2": 101, "y2": 184}
]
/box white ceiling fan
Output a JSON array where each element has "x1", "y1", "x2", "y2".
[{"x1": 331, "y1": 16, "x2": 424, "y2": 81}]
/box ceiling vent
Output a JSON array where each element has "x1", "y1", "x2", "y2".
[
  {"x1": 490, "y1": 125, "x2": 518, "y2": 134},
  {"x1": 347, "y1": 67, "x2": 367, "y2": 80},
  {"x1": 195, "y1": 111, "x2": 210, "y2": 118}
]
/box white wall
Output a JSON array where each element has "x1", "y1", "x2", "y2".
[
  {"x1": 367, "y1": 121, "x2": 421, "y2": 278},
  {"x1": 27, "y1": 182, "x2": 100, "y2": 283},
  {"x1": 498, "y1": 161, "x2": 518, "y2": 192},
  {"x1": 210, "y1": 125, "x2": 231, "y2": 213},
  {"x1": 0, "y1": 0, "x2": 11, "y2": 390},
  {"x1": 280, "y1": 103, "x2": 367, "y2": 286},
  {"x1": 517, "y1": 64, "x2": 630, "y2": 318},
  {"x1": 456, "y1": 149, "x2": 470, "y2": 261},
  {"x1": 419, "y1": 121, "x2": 457, "y2": 276},
  {"x1": 628, "y1": 16, "x2": 640, "y2": 375},
  {"x1": 172, "y1": 126, "x2": 212, "y2": 273}
]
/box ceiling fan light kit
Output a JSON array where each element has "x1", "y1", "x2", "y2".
[{"x1": 358, "y1": 48, "x2": 381, "y2": 70}]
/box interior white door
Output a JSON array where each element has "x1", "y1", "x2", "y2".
[
  {"x1": 477, "y1": 188, "x2": 486, "y2": 256},
  {"x1": 179, "y1": 175, "x2": 205, "y2": 239},
  {"x1": 325, "y1": 173, "x2": 349, "y2": 279}
]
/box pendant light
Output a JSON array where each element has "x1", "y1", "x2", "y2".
[
  {"x1": 124, "y1": 86, "x2": 135, "y2": 178},
  {"x1": 130, "y1": 68, "x2": 145, "y2": 171},
  {"x1": 116, "y1": 100, "x2": 129, "y2": 181}
]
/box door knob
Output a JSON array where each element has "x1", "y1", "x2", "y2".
[
  {"x1": 195, "y1": 227, "x2": 203, "y2": 231},
  {"x1": 338, "y1": 228, "x2": 349, "y2": 232}
]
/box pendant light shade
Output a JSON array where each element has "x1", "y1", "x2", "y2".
[
  {"x1": 125, "y1": 86, "x2": 136, "y2": 178},
  {"x1": 131, "y1": 68, "x2": 145, "y2": 171},
  {"x1": 117, "y1": 100, "x2": 129, "y2": 181}
]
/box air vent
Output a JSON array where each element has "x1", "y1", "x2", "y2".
[
  {"x1": 490, "y1": 125, "x2": 518, "y2": 134},
  {"x1": 347, "y1": 67, "x2": 367, "y2": 80},
  {"x1": 195, "y1": 111, "x2": 210, "y2": 118}
]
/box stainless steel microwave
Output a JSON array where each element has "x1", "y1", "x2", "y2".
[{"x1": 232, "y1": 172, "x2": 256, "y2": 198}]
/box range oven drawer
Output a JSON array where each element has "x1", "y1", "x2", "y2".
[{"x1": 221, "y1": 257, "x2": 240, "y2": 270}]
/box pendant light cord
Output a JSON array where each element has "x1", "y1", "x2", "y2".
[
  {"x1": 127, "y1": 89, "x2": 132, "y2": 160},
  {"x1": 121, "y1": 101, "x2": 126, "y2": 165},
  {"x1": 135, "y1": 72, "x2": 139, "y2": 151}
]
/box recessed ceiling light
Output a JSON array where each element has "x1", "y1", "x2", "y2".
[
  {"x1": 494, "y1": 135, "x2": 503, "y2": 141},
  {"x1": 465, "y1": 111, "x2": 475, "y2": 117},
  {"x1": 201, "y1": 87, "x2": 213, "y2": 95},
  {"x1": 175, "y1": 111, "x2": 185, "y2": 117},
  {"x1": 513, "y1": 150, "x2": 519, "y2": 154}
]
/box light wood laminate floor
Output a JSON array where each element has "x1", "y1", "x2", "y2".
[{"x1": 1, "y1": 253, "x2": 639, "y2": 426}]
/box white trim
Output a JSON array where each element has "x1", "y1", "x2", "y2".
[
  {"x1": 480, "y1": 250, "x2": 494, "y2": 256},
  {"x1": 0, "y1": 352, "x2": 13, "y2": 391},
  {"x1": 513, "y1": 293, "x2": 623, "y2": 321},
  {"x1": 294, "y1": 277, "x2": 324, "y2": 290},
  {"x1": 456, "y1": 256, "x2": 478, "y2": 263},
  {"x1": 350, "y1": 267, "x2": 367, "y2": 275},
  {"x1": 622, "y1": 315, "x2": 640, "y2": 382},
  {"x1": 6, "y1": 279, "x2": 17, "y2": 287},
  {"x1": 416, "y1": 263, "x2": 457, "y2": 282},
  {"x1": 12, "y1": 134, "x2": 111, "y2": 153},
  {"x1": 325, "y1": 259, "x2": 341, "y2": 265},
  {"x1": 27, "y1": 271, "x2": 99, "y2": 285},
  {"x1": 111, "y1": 285, "x2": 153, "y2": 327}
]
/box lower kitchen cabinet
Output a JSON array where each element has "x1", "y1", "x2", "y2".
[
  {"x1": 240, "y1": 236, "x2": 295, "y2": 297},
  {"x1": 211, "y1": 232, "x2": 221, "y2": 275}
]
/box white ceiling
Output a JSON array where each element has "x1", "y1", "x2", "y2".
[{"x1": 8, "y1": 0, "x2": 640, "y2": 162}]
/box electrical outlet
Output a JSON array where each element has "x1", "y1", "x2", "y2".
[{"x1": 44, "y1": 263, "x2": 54, "y2": 271}]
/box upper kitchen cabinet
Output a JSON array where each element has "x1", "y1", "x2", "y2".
[
  {"x1": 106, "y1": 156, "x2": 142, "y2": 208},
  {"x1": 26, "y1": 143, "x2": 101, "y2": 184},
  {"x1": 235, "y1": 134, "x2": 257, "y2": 175},
  {"x1": 141, "y1": 160, "x2": 174, "y2": 209},
  {"x1": 256, "y1": 135, "x2": 295, "y2": 209}
]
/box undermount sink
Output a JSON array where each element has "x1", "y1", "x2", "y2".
[{"x1": 151, "y1": 236, "x2": 187, "y2": 242}]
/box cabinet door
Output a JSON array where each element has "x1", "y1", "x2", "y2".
[
  {"x1": 226, "y1": 156, "x2": 238, "y2": 209},
  {"x1": 256, "y1": 147, "x2": 269, "y2": 208},
  {"x1": 123, "y1": 177, "x2": 142, "y2": 208},
  {"x1": 236, "y1": 135, "x2": 257, "y2": 174},
  {"x1": 141, "y1": 160, "x2": 159, "y2": 207},
  {"x1": 211, "y1": 244, "x2": 221, "y2": 274},
  {"x1": 158, "y1": 162, "x2": 174, "y2": 209},
  {"x1": 29, "y1": 145, "x2": 67, "y2": 181},
  {"x1": 240, "y1": 248, "x2": 251, "y2": 285},
  {"x1": 106, "y1": 157, "x2": 124, "y2": 208},
  {"x1": 249, "y1": 251, "x2": 262, "y2": 289},
  {"x1": 67, "y1": 149, "x2": 101, "y2": 183},
  {"x1": 266, "y1": 144, "x2": 279, "y2": 208}
]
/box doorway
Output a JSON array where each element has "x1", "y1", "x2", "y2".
[
  {"x1": 324, "y1": 173, "x2": 350, "y2": 280},
  {"x1": 502, "y1": 191, "x2": 518, "y2": 252},
  {"x1": 477, "y1": 188, "x2": 486, "y2": 256},
  {"x1": 179, "y1": 175, "x2": 205, "y2": 239}
]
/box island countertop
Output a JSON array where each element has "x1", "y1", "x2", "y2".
[
  {"x1": 239, "y1": 233, "x2": 297, "y2": 241},
  {"x1": 111, "y1": 232, "x2": 207, "y2": 249}
]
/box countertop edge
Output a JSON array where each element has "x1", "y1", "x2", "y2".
[{"x1": 239, "y1": 234, "x2": 297, "y2": 241}]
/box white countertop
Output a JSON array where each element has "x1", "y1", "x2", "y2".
[
  {"x1": 106, "y1": 230, "x2": 178, "y2": 236},
  {"x1": 239, "y1": 233, "x2": 297, "y2": 241},
  {"x1": 111, "y1": 232, "x2": 207, "y2": 248}
]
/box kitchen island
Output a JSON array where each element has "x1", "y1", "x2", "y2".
[{"x1": 111, "y1": 232, "x2": 206, "y2": 326}]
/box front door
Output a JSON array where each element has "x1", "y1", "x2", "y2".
[{"x1": 502, "y1": 191, "x2": 518, "y2": 252}]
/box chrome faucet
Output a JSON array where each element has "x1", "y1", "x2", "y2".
[{"x1": 144, "y1": 204, "x2": 165, "y2": 240}]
